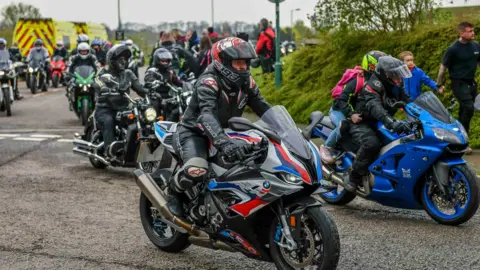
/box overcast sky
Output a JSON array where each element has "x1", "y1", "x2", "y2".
[{"x1": 0, "y1": 0, "x2": 318, "y2": 28}]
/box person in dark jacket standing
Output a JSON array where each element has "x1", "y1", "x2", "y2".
[
  {"x1": 437, "y1": 21, "x2": 480, "y2": 155},
  {"x1": 255, "y1": 18, "x2": 275, "y2": 74},
  {"x1": 197, "y1": 36, "x2": 213, "y2": 75}
]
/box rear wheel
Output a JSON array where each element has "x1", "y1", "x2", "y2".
[
  {"x1": 4, "y1": 88, "x2": 11, "y2": 117},
  {"x1": 85, "y1": 127, "x2": 108, "y2": 169},
  {"x1": 269, "y1": 206, "x2": 340, "y2": 270},
  {"x1": 422, "y1": 164, "x2": 479, "y2": 226},
  {"x1": 139, "y1": 169, "x2": 190, "y2": 253}
]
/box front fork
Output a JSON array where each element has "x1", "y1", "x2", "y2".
[{"x1": 273, "y1": 200, "x2": 301, "y2": 251}]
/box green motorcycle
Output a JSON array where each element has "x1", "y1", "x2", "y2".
[{"x1": 69, "y1": 65, "x2": 96, "y2": 126}]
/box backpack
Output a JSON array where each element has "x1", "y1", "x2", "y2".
[
  {"x1": 263, "y1": 30, "x2": 276, "y2": 59},
  {"x1": 331, "y1": 66, "x2": 365, "y2": 99}
]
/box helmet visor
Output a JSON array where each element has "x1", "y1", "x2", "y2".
[
  {"x1": 221, "y1": 40, "x2": 257, "y2": 60},
  {"x1": 386, "y1": 64, "x2": 412, "y2": 80}
]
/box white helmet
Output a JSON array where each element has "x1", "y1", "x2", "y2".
[
  {"x1": 57, "y1": 40, "x2": 64, "y2": 47},
  {"x1": 125, "y1": 39, "x2": 133, "y2": 47},
  {"x1": 77, "y1": 43, "x2": 91, "y2": 59}
]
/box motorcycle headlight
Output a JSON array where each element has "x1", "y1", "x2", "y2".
[
  {"x1": 79, "y1": 84, "x2": 83, "y2": 87},
  {"x1": 282, "y1": 173, "x2": 303, "y2": 185},
  {"x1": 0, "y1": 71, "x2": 4, "y2": 76},
  {"x1": 144, "y1": 108, "x2": 157, "y2": 122},
  {"x1": 185, "y1": 96, "x2": 192, "y2": 105},
  {"x1": 433, "y1": 128, "x2": 463, "y2": 144},
  {"x1": 28, "y1": 67, "x2": 33, "y2": 73},
  {"x1": 82, "y1": 85, "x2": 88, "y2": 91},
  {"x1": 459, "y1": 123, "x2": 469, "y2": 143}
]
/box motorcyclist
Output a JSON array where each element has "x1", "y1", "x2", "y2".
[
  {"x1": 92, "y1": 44, "x2": 148, "y2": 159},
  {"x1": 125, "y1": 39, "x2": 141, "y2": 60},
  {"x1": 70, "y1": 34, "x2": 94, "y2": 56},
  {"x1": 320, "y1": 51, "x2": 387, "y2": 164},
  {"x1": 91, "y1": 39, "x2": 106, "y2": 66},
  {"x1": 53, "y1": 40, "x2": 69, "y2": 61},
  {"x1": 66, "y1": 43, "x2": 97, "y2": 109},
  {"x1": 27, "y1": 39, "x2": 51, "y2": 86},
  {"x1": 8, "y1": 41, "x2": 21, "y2": 62},
  {"x1": 185, "y1": 30, "x2": 200, "y2": 57},
  {"x1": 166, "y1": 37, "x2": 271, "y2": 216},
  {"x1": 344, "y1": 56, "x2": 413, "y2": 192},
  {"x1": 1, "y1": 38, "x2": 22, "y2": 100},
  {"x1": 144, "y1": 48, "x2": 183, "y2": 121}
]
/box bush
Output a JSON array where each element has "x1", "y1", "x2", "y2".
[{"x1": 255, "y1": 21, "x2": 480, "y2": 147}]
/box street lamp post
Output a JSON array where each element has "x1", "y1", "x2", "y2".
[
  {"x1": 268, "y1": 0, "x2": 284, "y2": 88},
  {"x1": 211, "y1": 0, "x2": 215, "y2": 28},
  {"x1": 117, "y1": 0, "x2": 122, "y2": 30},
  {"x1": 290, "y1": 8, "x2": 300, "y2": 42}
]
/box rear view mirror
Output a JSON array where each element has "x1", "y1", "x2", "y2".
[
  {"x1": 228, "y1": 117, "x2": 254, "y2": 131},
  {"x1": 302, "y1": 111, "x2": 324, "y2": 140}
]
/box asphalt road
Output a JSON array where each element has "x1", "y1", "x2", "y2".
[{"x1": 1, "y1": 72, "x2": 480, "y2": 269}]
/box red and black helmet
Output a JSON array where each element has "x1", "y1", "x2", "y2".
[{"x1": 211, "y1": 37, "x2": 257, "y2": 88}]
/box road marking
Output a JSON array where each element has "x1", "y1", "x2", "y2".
[
  {"x1": 13, "y1": 137, "x2": 47, "y2": 141},
  {"x1": 30, "y1": 134, "x2": 62, "y2": 138},
  {"x1": 0, "y1": 137, "x2": 4, "y2": 140},
  {"x1": 0, "y1": 134, "x2": 20, "y2": 137},
  {"x1": 57, "y1": 139, "x2": 74, "y2": 143}
]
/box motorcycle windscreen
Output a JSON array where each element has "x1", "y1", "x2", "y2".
[
  {"x1": 29, "y1": 52, "x2": 45, "y2": 67},
  {"x1": 74, "y1": 65, "x2": 95, "y2": 79},
  {"x1": 256, "y1": 105, "x2": 311, "y2": 159},
  {"x1": 52, "y1": 55, "x2": 64, "y2": 62},
  {"x1": 414, "y1": 92, "x2": 455, "y2": 124},
  {"x1": 0, "y1": 51, "x2": 11, "y2": 70}
]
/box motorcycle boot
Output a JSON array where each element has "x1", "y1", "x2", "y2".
[{"x1": 344, "y1": 169, "x2": 364, "y2": 193}]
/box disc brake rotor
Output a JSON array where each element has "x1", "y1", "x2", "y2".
[{"x1": 279, "y1": 221, "x2": 315, "y2": 268}]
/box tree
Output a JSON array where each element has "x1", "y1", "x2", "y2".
[
  {"x1": 1, "y1": 3, "x2": 41, "y2": 28},
  {"x1": 310, "y1": 0, "x2": 442, "y2": 33},
  {"x1": 292, "y1": 20, "x2": 314, "y2": 43}
]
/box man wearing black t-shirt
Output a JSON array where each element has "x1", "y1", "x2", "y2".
[{"x1": 437, "y1": 21, "x2": 480, "y2": 154}]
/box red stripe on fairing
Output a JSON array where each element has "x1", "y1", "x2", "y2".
[
  {"x1": 271, "y1": 140, "x2": 312, "y2": 184},
  {"x1": 230, "y1": 196, "x2": 268, "y2": 217},
  {"x1": 228, "y1": 134, "x2": 261, "y2": 143}
]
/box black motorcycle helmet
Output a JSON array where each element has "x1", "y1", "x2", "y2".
[
  {"x1": 106, "y1": 44, "x2": 132, "y2": 73},
  {"x1": 153, "y1": 48, "x2": 173, "y2": 70},
  {"x1": 211, "y1": 37, "x2": 257, "y2": 88},
  {"x1": 375, "y1": 55, "x2": 412, "y2": 87}
]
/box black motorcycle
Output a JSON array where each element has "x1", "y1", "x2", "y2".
[
  {"x1": 0, "y1": 57, "x2": 15, "y2": 117},
  {"x1": 27, "y1": 59, "x2": 48, "y2": 94},
  {"x1": 72, "y1": 74, "x2": 161, "y2": 171}
]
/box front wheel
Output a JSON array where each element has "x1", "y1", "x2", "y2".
[
  {"x1": 52, "y1": 73, "x2": 59, "y2": 88},
  {"x1": 80, "y1": 98, "x2": 90, "y2": 126},
  {"x1": 4, "y1": 88, "x2": 12, "y2": 116},
  {"x1": 269, "y1": 206, "x2": 340, "y2": 270},
  {"x1": 422, "y1": 164, "x2": 479, "y2": 226},
  {"x1": 30, "y1": 75, "x2": 37, "y2": 94}
]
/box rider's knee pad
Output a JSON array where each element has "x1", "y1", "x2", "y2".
[{"x1": 183, "y1": 157, "x2": 208, "y2": 182}]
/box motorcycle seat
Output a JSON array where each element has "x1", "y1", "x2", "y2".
[{"x1": 320, "y1": 116, "x2": 335, "y2": 130}]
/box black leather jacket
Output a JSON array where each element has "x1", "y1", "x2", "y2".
[
  {"x1": 68, "y1": 54, "x2": 97, "y2": 74},
  {"x1": 180, "y1": 65, "x2": 271, "y2": 139},
  {"x1": 8, "y1": 47, "x2": 21, "y2": 62},
  {"x1": 355, "y1": 73, "x2": 412, "y2": 125},
  {"x1": 144, "y1": 67, "x2": 183, "y2": 99},
  {"x1": 53, "y1": 47, "x2": 69, "y2": 60},
  {"x1": 93, "y1": 68, "x2": 148, "y2": 109}
]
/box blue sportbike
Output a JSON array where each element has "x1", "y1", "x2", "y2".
[{"x1": 311, "y1": 92, "x2": 479, "y2": 225}]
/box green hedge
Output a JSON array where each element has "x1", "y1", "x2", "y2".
[{"x1": 255, "y1": 21, "x2": 480, "y2": 147}]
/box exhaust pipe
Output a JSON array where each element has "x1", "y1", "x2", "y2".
[
  {"x1": 73, "y1": 147, "x2": 110, "y2": 166},
  {"x1": 322, "y1": 165, "x2": 344, "y2": 186},
  {"x1": 188, "y1": 235, "x2": 237, "y2": 253},
  {"x1": 133, "y1": 169, "x2": 205, "y2": 237},
  {"x1": 72, "y1": 139, "x2": 103, "y2": 150}
]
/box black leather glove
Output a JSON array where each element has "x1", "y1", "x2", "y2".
[
  {"x1": 384, "y1": 116, "x2": 410, "y2": 134},
  {"x1": 218, "y1": 140, "x2": 252, "y2": 162}
]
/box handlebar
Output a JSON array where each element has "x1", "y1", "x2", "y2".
[{"x1": 222, "y1": 139, "x2": 268, "y2": 165}]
